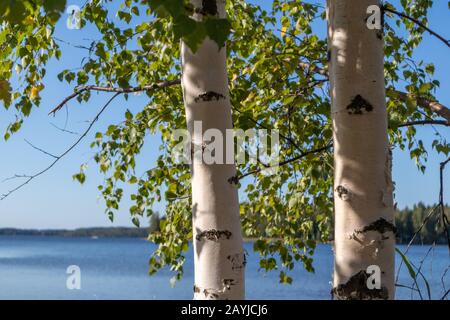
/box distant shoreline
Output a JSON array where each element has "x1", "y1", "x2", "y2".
[
  {"x1": 0, "y1": 227, "x2": 445, "y2": 245},
  {"x1": 0, "y1": 227, "x2": 149, "y2": 238}
]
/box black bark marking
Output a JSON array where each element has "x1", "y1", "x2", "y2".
[
  {"x1": 327, "y1": 50, "x2": 331, "y2": 62},
  {"x1": 194, "y1": 91, "x2": 226, "y2": 103},
  {"x1": 355, "y1": 218, "x2": 397, "y2": 235},
  {"x1": 377, "y1": 7, "x2": 385, "y2": 40},
  {"x1": 376, "y1": 30, "x2": 383, "y2": 40},
  {"x1": 227, "y1": 175, "x2": 239, "y2": 185},
  {"x1": 194, "y1": 279, "x2": 236, "y2": 299},
  {"x1": 223, "y1": 279, "x2": 236, "y2": 290},
  {"x1": 194, "y1": 285, "x2": 220, "y2": 299},
  {"x1": 331, "y1": 270, "x2": 389, "y2": 300},
  {"x1": 227, "y1": 252, "x2": 247, "y2": 271},
  {"x1": 335, "y1": 185, "x2": 350, "y2": 201},
  {"x1": 346, "y1": 95, "x2": 373, "y2": 115},
  {"x1": 195, "y1": 284, "x2": 219, "y2": 298},
  {"x1": 383, "y1": 147, "x2": 394, "y2": 207},
  {"x1": 190, "y1": 142, "x2": 195, "y2": 161},
  {"x1": 195, "y1": 0, "x2": 218, "y2": 16},
  {"x1": 196, "y1": 229, "x2": 232, "y2": 242}
]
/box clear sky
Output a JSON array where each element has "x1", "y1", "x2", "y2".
[{"x1": 0, "y1": 1, "x2": 448, "y2": 229}]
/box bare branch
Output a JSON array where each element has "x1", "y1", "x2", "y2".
[
  {"x1": 2, "y1": 174, "x2": 32, "y2": 183},
  {"x1": 1, "y1": 93, "x2": 121, "y2": 201},
  {"x1": 49, "y1": 79, "x2": 181, "y2": 115},
  {"x1": 24, "y1": 139, "x2": 58, "y2": 159},
  {"x1": 396, "y1": 120, "x2": 450, "y2": 128},
  {"x1": 50, "y1": 123, "x2": 80, "y2": 135}
]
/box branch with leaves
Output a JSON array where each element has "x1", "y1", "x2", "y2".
[{"x1": 382, "y1": 6, "x2": 450, "y2": 48}]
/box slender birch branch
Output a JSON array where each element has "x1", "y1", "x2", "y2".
[
  {"x1": 49, "y1": 79, "x2": 181, "y2": 115},
  {"x1": 382, "y1": 6, "x2": 450, "y2": 48},
  {"x1": 1, "y1": 93, "x2": 121, "y2": 201},
  {"x1": 396, "y1": 120, "x2": 450, "y2": 128}
]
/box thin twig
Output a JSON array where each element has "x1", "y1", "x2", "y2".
[
  {"x1": 382, "y1": 6, "x2": 450, "y2": 48},
  {"x1": 395, "y1": 283, "x2": 420, "y2": 292},
  {"x1": 50, "y1": 123, "x2": 80, "y2": 135},
  {"x1": 412, "y1": 245, "x2": 434, "y2": 300},
  {"x1": 24, "y1": 139, "x2": 58, "y2": 159},
  {"x1": 1, "y1": 93, "x2": 121, "y2": 201},
  {"x1": 49, "y1": 79, "x2": 181, "y2": 115},
  {"x1": 395, "y1": 205, "x2": 439, "y2": 283},
  {"x1": 441, "y1": 265, "x2": 450, "y2": 300},
  {"x1": 396, "y1": 120, "x2": 450, "y2": 128}
]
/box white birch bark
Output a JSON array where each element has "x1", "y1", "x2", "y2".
[
  {"x1": 327, "y1": 0, "x2": 396, "y2": 300},
  {"x1": 181, "y1": 0, "x2": 245, "y2": 300}
]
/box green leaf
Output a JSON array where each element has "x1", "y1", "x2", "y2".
[
  {"x1": 205, "y1": 18, "x2": 231, "y2": 49},
  {"x1": 395, "y1": 248, "x2": 416, "y2": 280},
  {"x1": 279, "y1": 271, "x2": 292, "y2": 284},
  {"x1": 0, "y1": 80, "x2": 12, "y2": 106},
  {"x1": 73, "y1": 172, "x2": 86, "y2": 184}
]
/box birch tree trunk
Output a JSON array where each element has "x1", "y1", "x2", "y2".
[
  {"x1": 181, "y1": 0, "x2": 245, "y2": 300},
  {"x1": 327, "y1": 0, "x2": 396, "y2": 300}
]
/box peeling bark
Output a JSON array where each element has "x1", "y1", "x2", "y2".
[
  {"x1": 227, "y1": 252, "x2": 247, "y2": 272},
  {"x1": 196, "y1": 229, "x2": 232, "y2": 242},
  {"x1": 194, "y1": 278, "x2": 238, "y2": 300},
  {"x1": 354, "y1": 218, "x2": 397, "y2": 235},
  {"x1": 194, "y1": 91, "x2": 226, "y2": 103},
  {"x1": 227, "y1": 175, "x2": 239, "y2": 185},
  {"x1": 331, "y1": 270, "x2": 389, "y2": 300},
  {"x1": 335, "y1": 185, "x2": 351, "y2": 201}
]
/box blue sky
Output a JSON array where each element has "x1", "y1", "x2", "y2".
[{"x1": 0, "y1": 1, "x2": 448, "y2": 229}]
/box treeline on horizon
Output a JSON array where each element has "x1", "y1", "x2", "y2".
[
  {"x1": 321, "y1": 202, "x2": 449, "y2": 245},
  {"x1": 0, "y1": 203, "x2": 448, "y2": 245},
  {"x1": 395, "y1": 202, "x2": 449, "y2": 245},
  {"x1": 0, "y1": 227, "x2": 148, "y2": 238}
]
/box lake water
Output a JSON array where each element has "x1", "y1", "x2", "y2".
[{"x1": 0, "y1": 236, "x2": 448, "y2": 300}]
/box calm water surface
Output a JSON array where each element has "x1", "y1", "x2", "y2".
[{"x1": 0, "y1": 236, "x2": 448, "y2": 299}]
